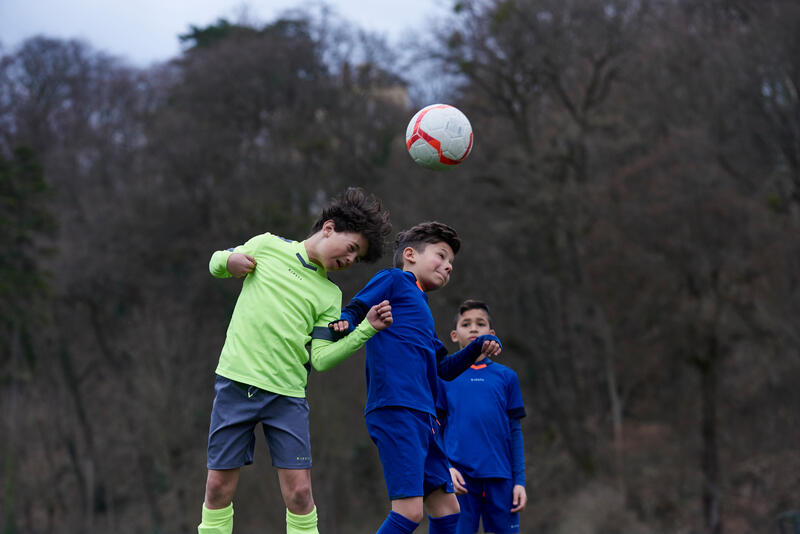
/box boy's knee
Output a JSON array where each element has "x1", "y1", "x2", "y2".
[
  {"x1": 404, "y1": 509, "x2": 424, "y2": 524},
  {"x1": 425, "y1": 491, "x2": 460, "y2": 518},
  {"x1": 392, "y1": 499, "x2": 424, "y2": 524},
  {"x1": 204, "y1": 471, "x2": 238, "y2": 508},
  {"x1": 283, "y1": 481, "x2": 314, "y2": 512}
]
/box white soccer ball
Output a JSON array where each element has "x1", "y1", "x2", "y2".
[{"x1": 405, "y1": 104, "x2": 473, "y2": 171}]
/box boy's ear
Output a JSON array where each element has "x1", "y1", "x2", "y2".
[
  {"x1": 402, "y1": 246, "x2": 416, "y2": 264},
  {"x1": 450, "y1": 330, "x2": 459, "y2": 343},
  {"x1": 322, "y1": 219, "x2": 335, "y2": 235},
  {"x1": 489, "y1": 328, "x2": 496, "y2": 336}
]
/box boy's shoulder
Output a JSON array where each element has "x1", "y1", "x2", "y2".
[
  {"x1": 367, "y1": 267, "x2": 415, "y2": 285},
  {"x1": 487, "y1": 359, "x2": 520, "y2": 379},
  {"x1": 262, "y1": 232, "x2": 296, "y2": 245}
]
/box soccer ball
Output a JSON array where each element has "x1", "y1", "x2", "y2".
[{"x1": 405, "y1": 104, "x2": 473, "y2": 171}]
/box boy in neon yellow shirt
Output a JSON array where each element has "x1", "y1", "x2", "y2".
[{"x1": 198, "y1": 188, "x2": 392, "y2": 534}]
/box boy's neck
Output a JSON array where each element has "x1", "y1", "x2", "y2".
[
  {"x1": 304, "y1": 232, "x2": 324, "y2": 269},
  {"x1": 403, "y1": 266, "x2": 428, "y2": 292}
]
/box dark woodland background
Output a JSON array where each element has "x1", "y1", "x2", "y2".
[{"x1": 1, "y1": 1, "x2": 799, "y2": 533}]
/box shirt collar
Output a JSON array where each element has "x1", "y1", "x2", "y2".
[{"x1": 297, "y1": 240, "x2": 327, "y2": 277}]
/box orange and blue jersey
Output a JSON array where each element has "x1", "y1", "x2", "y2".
[{"x1": 437, "y1": 358, "x2": 526, "y2": 485}]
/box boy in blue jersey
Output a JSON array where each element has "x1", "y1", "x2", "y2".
[
  {"x1": 437, "y1": 300, "x2": 527, "y2": 534},
  {"x1": 198, "y1": 188, "x2": 394, "y2": 534},
  {"x1": 331, "y1": 222, "x2": 503, "y2": 534}
]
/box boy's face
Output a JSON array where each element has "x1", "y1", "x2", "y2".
[
  {"x1": 450, "y1": 308, "x2": 494, "y2": 349},
  {"x1": 403, "y1": 241, "x2": 454, "y2": 291},
  {"x1": 318, "y1": 221, "x2": 368, "y2": 271}
]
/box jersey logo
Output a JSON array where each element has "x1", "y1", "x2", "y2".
[{"x1": 296, "y1": 253, "x2": 318, "y2": 271}]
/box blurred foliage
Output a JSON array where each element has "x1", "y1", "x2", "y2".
[{"x1": 0, "y1": 1, "x2": 798, "y2": 533}]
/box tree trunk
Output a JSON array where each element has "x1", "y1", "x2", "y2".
[{"x1": 701, "y1": 335, "x2": 722, "y2": 534}]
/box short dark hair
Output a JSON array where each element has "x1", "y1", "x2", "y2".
[
  {"x1": 310, "y1": 187, "x2": 391, "y2": 263},
  {"x1": 393, "y1": 221, "x2": 461, "y2": 268},
  {"x1": 454, "y1": 299, "x2": 493, "y2": 328}
]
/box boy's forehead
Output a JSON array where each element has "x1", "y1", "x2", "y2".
[
  {"x1": 339, "y1": 230, "x2": 367, "y2": 244},
  {"x1": 334, "y1": 230, "x2": 369, "y2": 257},
  {"x1": 459, "y1": 308, "x2": 489, "y2": 321},
  {"x1": 422, "y1": 240, "x2": 454, "y2": 254}
]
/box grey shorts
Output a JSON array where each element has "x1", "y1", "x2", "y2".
[{"x1": 206, "y1": 375, "x2": 312, "y2": 470}]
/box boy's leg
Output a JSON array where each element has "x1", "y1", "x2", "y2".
[
  {"x1": 200, "y1": 375, "x2": 262, "y2": 534},
  {"x1": 198, "y1": 502, "x2": 234, "y2": 534},
  {"x1": 366, "y1": 408, "x2": 433, "y2": 533},
  {"x1": 392, "y1": 496, "x2": 425, "y2": 523},
  {"x1": 378, "y1": 504, "x2": 421, "y2": 534},
  {"x1": 204, "y1": 468, "x2": 241, "y2": 508},
  {"x1": 198, "y1": 468, "x2": 240, "y2": 534},
  {"x1": 277, "y1": 468, "x2": 315, "y2": 514},
  {"x1": 481, "y1": 479, "x2": 520, "y2": 534},
  {"x1": 424, "y1": 489, "x2": 460, "y2": 534},
  {"x1": 423, "y1": 414, "x2": 460, "y2": 534},
  {"x1": 453, "y1": 480, "x2": 482, "y2": 534},
  {"x1": 261, "y1": 393, "x2": 316, "y2": 534},
  {"x1": 278, "y1": 468, "x2": 319, "y2": 534}
]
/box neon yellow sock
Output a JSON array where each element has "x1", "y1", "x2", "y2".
[
  {"x1": 198, "y1": 502, "x2": 233, "y2": 534},
  {"x1": 286, "y1": 506, "x2": 319, "y2": 534}
]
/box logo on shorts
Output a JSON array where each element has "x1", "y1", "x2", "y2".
[
  {"x1": 296, "y1": 456, "x2": 310, "y2": 461},
  {"x1": 247, "y1": 386, "x2": 259, "y2": 398}
]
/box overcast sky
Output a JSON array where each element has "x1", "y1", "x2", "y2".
[{"x1": 0, "y1": 0, "x2": 447, "y2": 67}]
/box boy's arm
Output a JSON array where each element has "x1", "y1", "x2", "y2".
[
  {"x1": 510, "y1": 416, "x2": 528, "y2": 512},
  {"x1": 436, "y1": 334, "x2": 502, "y2": 381},
  {"x1": 507, "y1": 370, "x2": 527, "y2": 512},
  {"x1": 510, "y1": 417, "x2": 525, "y2": 487},
  {"x1": 331, "y1": 270, "x2": 394, "y2": 333},
  {"x1": 209, "y1": 249, "x2": 235, "y2": 278},
  {"x1": 209, "y1": 234, "x2": 267, "y2": 278},
  {"x1": 310, "y1": 300, "x2": 392, "y2": 371},
  {"x1": 331, "y1": 298, "x2": 370, "y2": 334},
  {"x1": 309, "y1": 321, "x2": 377, "y2": 371}
]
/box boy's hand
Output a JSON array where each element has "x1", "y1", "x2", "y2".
[
  {"x1": 329, "y1": 320, "x2": 350, "y2": 333},
  {"x1": 366, "y1": 300, "x2": 393, "y2": 331},
  {"x1": 480, "y1": 339, "x2": 502, "y2": 358},
  {"x1": 510, "y1": 484, "x2": 527, "y2": 512},
  {"x1": 449, "y1": 467, "x2": 467, "y2": 495},
  {"x1": 227, "y1": 253, "x2": 256, "y2": 278}
]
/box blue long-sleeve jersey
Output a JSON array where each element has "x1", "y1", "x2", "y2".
[
  {"x1": 340, "y1": 268, "x2": 500, "y2": 417},
  {"x1": 437, "y1": 358, "x2": 526, "y2": 485}
]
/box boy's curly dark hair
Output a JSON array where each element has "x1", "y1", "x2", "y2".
[
  {"x1": 310, "y1": 187, "x2": 391, "y2": 263},
  {"x1": 392, "y1": 221, "x2": 461, "y2": 268}
]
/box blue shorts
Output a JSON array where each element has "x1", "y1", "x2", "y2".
[
  {"x1": 455, "y1": 473, "x2": 519, "y2": 534},
  {"x1": 206, "y1": 375, "x2": 312, "y2": 470},
  {"x1": 365, "y1": 406, "x2": 454, "y2": 500}
]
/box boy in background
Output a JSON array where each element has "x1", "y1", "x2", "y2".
[
  {"x1": 198, "y1": 188, "x2": 393, "y2": 534},
  {"x1": 332, "y1": 222, "x2": 502, "y2": 534},
  {"x1": 437, "y1": 300, "x2": 527, "y2": 534}
]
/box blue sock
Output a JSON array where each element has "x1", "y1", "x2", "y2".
[
  {"x1": 428, "y1": 513, "x2": 459, "y2": 534},
  {"x1": 377, "y1": 510, "x2": 419, "y2": 534}
]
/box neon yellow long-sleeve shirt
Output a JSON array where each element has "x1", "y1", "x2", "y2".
[{"x1": 210, "y1": 232, "x2": 375, "y2": 397}]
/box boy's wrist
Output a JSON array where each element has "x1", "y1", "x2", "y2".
[{"x1": 356, "y1": 319, "x2": 378, "y2": 337}]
